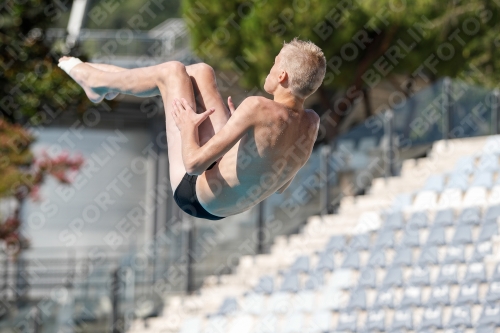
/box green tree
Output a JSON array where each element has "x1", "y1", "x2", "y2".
[
  {"x1": 0, "y1": 0, "x2": 87, "y2": 254},
  {"x1": 182, "y1": 0, "x2": 500, "y2": 141}
]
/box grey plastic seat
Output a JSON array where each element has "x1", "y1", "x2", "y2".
[
  {"x1": 493, "y1": 263, "x2": 500, "y2": 280},
  {"x1": 407, "y1": 211, "x2": 429, "y2": 229},
  {"x1": 418, "y1": 246, "x2": 439, "y2": 266},
  {"x1": 427, "y1": 285, "x2": 451, "y2": 306},
  {"x1": 463, "y1": 263, "x2": 487, "y2": 284},
  {"x1": 367, "y1": 250, "x2": 386, "y2": 268},
  {"x1": 478, "y1": 304, "x2": 500, "y2": 326},
  {"x1": 471, "y1": 241, "x2": 492, "y2": 262},
  {"x1": 290, "y1": 256, "x2": 310, "y2": 273},
  {"x1": 254, "y1": 276, "x2": 274, "y2": 294},
  {"x1": 471, "y1": 171, "x2": 494, "y2": 188},
  {"x1": 392, "y1": 246, "x2": 413, "y2": 266},
  {"x1": 454, "y1": 156, "x2": 475, "y2": 174},
  {"x1": 391, "y1": 308, "x2": 413, "y2": 330},
  {"x1": 315, "y1": 251, "x2": 335, "y2": 272},
  {"x1": 426, "y1": 225, "x2": 447, "y2": 246},
  {"x1": 447, "y1": 305, "x2": 472, "y2": 328},
  {"x1": 280, "y1": 272, "x2": 300, "y2": 293},
  {"x1": 203, "y1": 316, "x2": 227, "y2": 333},
  {"x1": 303, "y1": 270, "x2": 324, "y2": 290},
  {"x1": 217, "y1": 297, "x2": 238, "y2": 316},
  {"x1": 443, "y1": 245, "x2": 466, "y2": 264},
  {"x1": 420, "y1": 306, "x2": 443, "y2": 329},
  {"x1": 478, "y1": 221, "x2": 499, "y2": 242},
  {"x1": 455, "y1": 284, "x2": 479, "y2": 305},
  {"x1": 476, "y1": 326, "x2": 496, "y2": 333},
  {"x1": 281, "y1": 313, "x2": 304, "y2": 333},
  {"x1": 374, "y1": 230, "x2": 395, "y2": 249},
  {"x1": 373, "y1": 288, "x2": 395, "y2": 308},
  {"x1": 349, "y1": 233, "x2": 371, "y2": 251},
  {"x1": 484, "y1": 205, "x2": 500, "y2": 221},
  {"x1": 346, "y1": 288, "x2": 367, "y2": 310},
  {"x1": 325, "y1": 235, "x2": 346, "y2": 252},
  {"x1": 477, "y1": 154, "x2": 499, "y2": 172},
  {"x1": 409, "y1": 266, "x2": 430, "y2": 286},
  {"x1": 452, "y1": 225, "x2": 473, "y2": 245},
  {"x1": 383, "y1": 211, "x2": 404, "y2": 229},
  {"x1": 400, "y1": 286, "x2": 422, "y2": 307},
  {"x1": 336, "y1": 312, "x2": 357, "y2": 332},
  {"x1": 434, "y1": 208, "x2": 455, "y2": 226},
  {"x1": 446, "y1": 172, "x2": 469, "y2": 191},
  {"x1": 358, "y1": 267, "x2": 377, "y2": 289},
  {"x1": 365, "y1": 309, "x2": 385, "y2": 331},
  {"x1": 485, "y1": 281, "x2": 500, "y2": 303},
  {"x1": 423, "y1": 174, "x2": 445, "y2": 192},
  {"x1": 253, "y1": 314, "x2": 277, "y2": 333},
  {"x1": 402, "y1": 228, "x2": 421, "y2": 247},
  {"x1": 342, "y1": 250, "x2": 360, "y2": 270},
  {"x1": 392, "y1": 193, "x2": 413, "y2": 210},
  {"x1": 437, "y1": 264, "x2": 459, "y2": 285},
  {"x1": 382, "y1": 266, "x2": 403, "y2": 288},
  {"x1": 457, "y1": 206, "x2": 481, "y2": 225}
]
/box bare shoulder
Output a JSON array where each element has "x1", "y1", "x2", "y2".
[{"x1": 305, "y1": 108, "x2": 320, "y2": 124}]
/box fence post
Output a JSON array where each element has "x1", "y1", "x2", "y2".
[
  {"x1": 493, "y1": 89, "x2": 499, "y2": 135},
  {"x1": 257, "y1": 201, "x2": 265, "y2": 254},
  {"x1": 320, "y1": 144, "x2": 332, "y2": 215},
  {"x1": 111, "y1": 268, "x2": 120, "y2": 333},
  {"x1": 442, "y1": 77, "x2": 451, "y2": 141},
  {"x1": 384, "y1": 109, "x2": 395, "y2": 178}
]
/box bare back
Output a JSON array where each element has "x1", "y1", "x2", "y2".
[{"x1": 196, "y1": 97, "x2": 319, "y2": 217}]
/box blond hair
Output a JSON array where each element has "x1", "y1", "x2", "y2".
[{"x1": 280, "y1": 38, "x2": 326, "y2": 99}]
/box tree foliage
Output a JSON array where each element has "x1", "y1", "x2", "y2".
[{"x1": 182, "y1": 0, "x2": 500, "y2": 138}]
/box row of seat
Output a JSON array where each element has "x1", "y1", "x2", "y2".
[{"x1": 184, "y1": 302, "x2": 500, "y2": 333}]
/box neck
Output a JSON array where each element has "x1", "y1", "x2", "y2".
[{"x1": 273, "y1": 90, "x2": 304, "y2": 112}]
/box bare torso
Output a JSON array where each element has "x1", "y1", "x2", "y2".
[{"x1": 196, "y1": 97, "x2": 320, "y2": 217}]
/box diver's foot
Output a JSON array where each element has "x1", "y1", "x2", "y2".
[{"x1": 58, "y1": 56, "x2": 107, "y2": 103}]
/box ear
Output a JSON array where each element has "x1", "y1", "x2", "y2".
[{"x1": 278, "y1": 70, "x2": 288, "y2": 83}]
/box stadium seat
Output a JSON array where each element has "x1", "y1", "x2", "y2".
[
  {"x1": 324, "y1": 235, "x2": 346, "y2": 252},
  {"x1": 484, "y1": 204, "x2": 500, "y2": 220},
  {"x1": 315, "y1": 251, "x2": 335, "y2": 272},
  {"x1": 485, "y1": 281, "x2": 500, "y2": 303},
  {"x1": 418, "y1": 246, "x2": 439, "y2": 265},
  {"x1": 423, "y1": 175, "x2": 445, "y2": 192},
  {"x1": 447, "y1": 305, "x2": 473, "y2": 328},
  {"x1": 253, "y1": 314, "x2": 277, "y2": 333},
  {"x1": 382, "y1": 266, "x2": 403, "y2": 288},
  {"x1": 392, "y1": 246, "x2": 413, "y2": 266},
  {"x1": 420, "y1": 306, "x2": 443, "y2": 329},
  {"x1": 367, "y1": 249, "x2": 386, "y2": 268},
  {"x1": 457, "y1": 206, "x2": 481, "y2": 225},
  {"x1": 451, "y1": 225, "x2": 473, "y2": 245},
  {"x1": 407, "y1": 210, "x2": 429, "y2": 229},
  {"x1": 409, "y1": 265, "x2": 430, "y2": 286},
  {"x1": 203, "y1": 316, "x2": 227, "y2": 333},
  {"x1": 426, "y1": 225, "x2": 447, "y2": 246},
  {"x1": 341, "y1": 250, "x2": 360, "y2": 270},
  {"x1": 434, "y1": 208, "x2": 455, "y2": 226},
  {"x1": 446, "y1": 173, "x2": 469, "y2": 191},
  {"x1": 477, "y1": 303, "x2": 500, "y2": 326},
  {"x1": 254, "y1": 276, "x2": 274, "y2": 294},
  {"x1": 374, "y1": 230, "x2": 395, "y2": 249},
  {"x1": 308, "y1": 311, "x2": 331, "y2": 333},
  {"x1": 327, "y1": 269, "x2": 352, "y2": 290},
  {"x1": 217, "y1": 297, "x2": 238, "y2": 316},
  {"x1": 349, "y1": 233, "x2": 371, "y2": 251},
  {"x1": 471, "y1": 241, "x2": 492, "y2": 262},
  {"x1": 241, "y1": 294, "x2": 265, "y2": 315},
  {"x1": 463, "y1": 263, "x2": 487, "y2": 284},
  {"x1": 280, "y1": 312, "x2": 303, "y2": 333},
  {"x1": 336, "y1": 312, "x2": 357, "y2": 332},
  {"x1": 477, "y1": 154, "x2": 499, "y2": 172},
  {"x1": 390, "y1": 308, "x2": 413, "y2": 330},
  {"x1": 402, "y1": 228, "x2": 421, "y2": 247},
  {"x1": 317, "y1": 289, "x2": 343, "y2": 311},
  {"x1": 455, "y1": 283, "x2": 480, "y2": 305},
  {"x1": 382, "y1": 211, "x2": 405, "y2": 229},
  {"x1": 470, "y1": 171, "x2": 494, "y2": 188},
  {"x1": 373, "y1": 288, "x2": 395, "y2": 308},
  {"x1": 346, "y1": 287, "x2": 367, "y2": 311},
  {"x1": 280, "y1": 272, "x2": 300, "y2": 293},
  {"x1": 268, "y1": 292, "x2": 291, "y2": 314},
  {"x1": 478, "y1": 221, "x2": 499, "y2": 242},
  {"x1": 437, "y1": 264, "x2": 459, "y2": 285},
  {"x1": 358, "y1": 267, "x2": 377, "y2": 289},
  {"x1": 303, "y1": 270, "x2": 324, "y2": 290},
  {"x1": 365, "y1": 309, "x2": 385, "y2": 331},
  {"x1": 400, "y1": 286, "x2": 422, "y2": 307},
  {"x1": 228, "y1": 314, "x2": 253, "y2": 333},
  {"x1": 290, "y1": 256, "x2": 309, "y2": 273},
  {"x1": 427, "y1": 284, "x2": 451, "y2": 306},
  {"x1": 443, "y1": 245, "x2": 466, "y2": 264}
]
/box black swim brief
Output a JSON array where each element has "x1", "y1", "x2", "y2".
[{"x1": 173, "y1": 161, "x2": 225, "y2": 220}]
